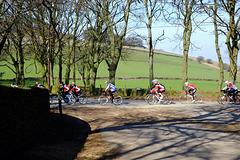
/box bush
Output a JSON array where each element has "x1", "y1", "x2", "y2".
[
  {"x1": 197, "y1": 56, "x2": 204, "y2": 63},
  {"x1": 206, "y1": 59, "x2": 213, "y2": 64}
]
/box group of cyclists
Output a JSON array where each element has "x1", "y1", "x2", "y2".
[
  {"x1": 59, "y1": 81, "x2": 82, "y2": 101},
  {"x1": 150, "y1": 79, "x2": 238, "y2": 103},
  {"x1": 10, "y1": 78, "x2": 238, "y2": 103}
]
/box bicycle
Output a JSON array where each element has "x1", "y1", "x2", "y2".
[
  {"x1": 179, "y1": 92, "x2": 202, "y2": 104},
  {"x1": 98, "y1": 92, "x2": 123, "y2": 105},
  {"x1": 217, "y1": 90, "x2": 240, "y2": 105},
  {"x1": 49, "y1": 92, "x2": 73, "y2": 105},
  {"x1": 68, "y1": 91, "x2": 88, "y2": 105},
  {"x1": 146, "y1": 93, "x2": 172, "y2": 105}
]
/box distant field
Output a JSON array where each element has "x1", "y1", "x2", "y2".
[{"x1": 0, "y1": 48, "x2": 238, "y2": 91}]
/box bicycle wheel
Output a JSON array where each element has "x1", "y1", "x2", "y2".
[
  {"x1": 220, "y1": 95, "x2": 227, "y2": 105},
  {"x1": 179, "y1": 94, "x2": 189, "y2": 104},
  {"x1": 49, "y1": 95, "x2": 58, "y2": 104},
  {"x1": 194, "y1": 94, "x2": 202, "y2": 103},
  {"x1": 78, "y1": 94, "x2": 88, "y2": 104},
  {"x1": 145, "y1": 94, "x2": 151, "y2": 102},
  {"x1": 98, "y1": 95, "x2": 108, "y2": 105},
  {"x1": 113, "y1": 95, "x2": 123, "y2": 105},
  {"x1": 158, "y1": 95, "x2": 168, "y2": 104},
  {"x1": 147, "y1": 94, "x2": 157, "y2": 105},
  {"x1": 234, "y1": 95, "x2": 240, "y2": 105},
  {"x1": 163, "y1": 95, "x2": 172, "y2": 104},
  {"x1": 68, "y1": 94, "x2": 76, "y2": 105},
  {"x1": 217, "y1": 94, "x2": 224, "y2": 104}
]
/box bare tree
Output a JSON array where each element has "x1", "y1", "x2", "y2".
[
  {"x1": 0, "y1": 0, "x2": 26, "y2": 85},
  {"x1": 81, "y1": 0, "x2": 107, "y2": 93},
  {"x1": 213, "y1": 0, "x2": 224, "y2": 91},
  {"x1": 26, "y1": 1, "x2": 49, "y2": 86},
  {"x1": 203, "y1": 0, "x2": 240, "y2": 84},
  {"x1": 165, "y1": 0, "x2": 206, "y2": 89},
  {"x1": 66, "y1": 1, "x2": 85, "y2": 84},
  {"x1": 219, "y1": 0, "x2": 240, "y2": 84},
  {"x1": 101, "y1": 0, "x2": 132, "y2": 84},
  {"x1": 132, "y1": 0, "x2": 165, "y2": 87},
  {"x1": 0, "y1": 0, "x2": 25, "y2": 55}
]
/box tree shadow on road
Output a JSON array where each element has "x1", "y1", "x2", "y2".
[{"x1": 92, "y1": 104, "x2": 240, "y2": 160}]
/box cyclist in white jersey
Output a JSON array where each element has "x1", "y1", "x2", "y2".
[{"x1": 104, "y1": 81, "x2": 117, "y2": 102}]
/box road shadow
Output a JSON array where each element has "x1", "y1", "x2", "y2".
[
  {"x1": 16, "y1": 113, "x2": 91, "y2": 160},
  {"x1": 92, "y1": 104, "x2": 240, "y2": 160}
]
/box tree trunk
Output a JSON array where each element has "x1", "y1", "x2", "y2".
[
  {"x1": 148, "y1": 28, "x2": 153, "y2": 87},
  {"x1": 182, "y1": 1, "x2": 193, "y2": 90},
  {"x1": 19, "y1": 43, "x2": 25, "y2": 86},
  {"x1": 65, "y1": 35, "x2": 71, "y2": 85},
  {"x1": 58, "y1": 41, "x2": 63, "y2": 83},
  {"x1": 39, "y1": 63, "x2": 48, "y2": 85},
  {"x1": 226, "y1": 0, "x2": 239, "y2": 84},
  {"x1": 214, "y1": 0, "x2": 224, "y2": 91},
  {"x1": 17, "y1": 26, "x2": 25, "y2": 86},
  {"x1": 73, "y1": 44, "x2": 76, "y2": 82},
  {"x1": 108, "y1": 67, "x2": 116, "y2": 85},
  {"x1": 50, "y1": 35, "x2": 55, "y2": 87},
  {"x1": 103, "y1": 0, "x2": 131, "y2": 85},
  {"x1": 86, "y1": 67, "x2": 90, "y2": 88},
  {"x1": 90, "y1": 67, "x2": 97, "y2": 95}
]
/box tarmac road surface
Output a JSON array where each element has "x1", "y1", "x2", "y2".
[{"x1": 51, "y1": 99, "x2": 240, "y2": 160}]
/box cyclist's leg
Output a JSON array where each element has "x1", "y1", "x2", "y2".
[
  {"x1": 233, "y1": 90, "x2": 237, "y2": 101},
  {"x1": 155, "y1": 90, "x2": 161, "y2": 99},
  {"x1": 108, "y1": 90, "x2": 114, "y2": 102},
  {"x1": 192, "y1": 88, "x2": 197, "y2": 102},
  {"x1": 159, "y1": 89, "x2": 165, "y2": 100}
]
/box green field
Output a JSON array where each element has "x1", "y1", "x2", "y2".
[{"x1": 0, "y1": 49, "x2": 238, "y2": 91}]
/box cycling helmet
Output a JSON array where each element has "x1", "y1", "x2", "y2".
[
  {"x1": 36, "y1": 82, "x2": 39, "y2": 85},
  {"x1": 152, "y1": 79, "x2": 158, "y2": 83},
  {"x1": 105, "y1": 81, "x2": 109, "y2": 84},
  {"x1": 72, "y1": 82, "x2": 75, "y2": 85},
  {"x1": 185, "y1": 82, "x2": 189, "y2": 85},
  {"x1": 60, "y1": 82, "x2": 63, "y2": 85},
  {"x1": 225, "y1": 81, "x2": 229, "y2": 84}
]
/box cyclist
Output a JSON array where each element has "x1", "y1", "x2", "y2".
[
  {"x1": 36, "y1": 82, "x2": 44, "y2": 87},
  {"x1": 70, "y1": 82, "x2": 81, "y2": 100},
  {"x1": 11, "y1": 83, "x2": 18, "y2": 88},
  {"x1": 150, "y1": 79, "x2": 165, "y2": 100},
  {"x1": 60, "y1": 82, "x2": 70, "y2": 99},
  {"x1": 223, "y1": 81, "x2": 238, "y2": 101},
  {"x1": 184, "y1": 82, "x2": 197, "y2": 102},
  {"x1": 104, "y1": 81, "x2": 117, "y2": 102}
]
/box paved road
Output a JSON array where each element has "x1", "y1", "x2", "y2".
[
  {"x1": 51, "y1": 99, "x2": 240, "y2": 160},
  {"x1": 101, "y1": 102, "x2": 240, "y2": 160}
]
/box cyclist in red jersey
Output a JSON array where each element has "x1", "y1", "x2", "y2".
[
  {"x1": 60, "y1": 82, "x2": 70, "y2": 98},
  {"x1": 150, "y1": 79, "x2": 165, "y2": 99},
  {"x1": 70, "y1": 82, "x2": 81, "y2": 99},
  {"x1": 223, "y1": 81, "x2": 238, "y2": 101},
  {"x1": 184, "y1": 82, "x2": 197, "y2": 102},
  {"x1": 36, "y1": 82, "x2": 44, "y2": 87}
]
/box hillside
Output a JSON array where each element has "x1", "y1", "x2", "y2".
[
  {"x1": 123, "y1": 46, "x2": 221, "y2": 71},
  {"x1": 1, "y1": 46, "x2": 239, "y2": 90},
  {"x1": 97, "y1": 46, "x2": 232, "y2": 81}
]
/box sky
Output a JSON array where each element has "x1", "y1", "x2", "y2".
[
  {"x1": 134, "y1": 24, "x2": 232, "y2": 65},
  {"x1": 127, "y1": 2, "x2": 240, "y2": 66}
]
